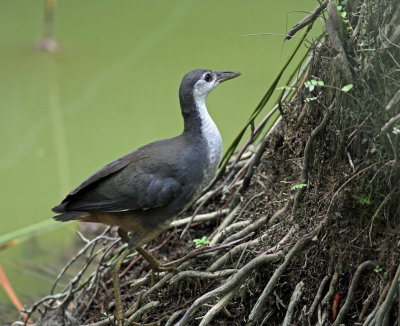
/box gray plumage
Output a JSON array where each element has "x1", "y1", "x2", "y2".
[{"x1": 52, "y1": 69, "x2": 240, "y2": 246}]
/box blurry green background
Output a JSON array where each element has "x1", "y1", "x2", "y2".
[{"x1": 0, "y1": 0, "x2": 315, "y2": 322}]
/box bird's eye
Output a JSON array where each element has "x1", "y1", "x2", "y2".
[{"x1": 204, "y1": 73, "x2": 213, "y2": 82}]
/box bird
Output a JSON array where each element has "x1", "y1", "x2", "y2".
[{"x1": 52, "y1": 68, "x2": 240, "y2": 322}]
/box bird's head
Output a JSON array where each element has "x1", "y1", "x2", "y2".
[{"x1": 179, "y1": 69, "x2": 240, "y2": 114}]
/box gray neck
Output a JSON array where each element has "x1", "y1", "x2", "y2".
[
  {"x1": 179, "y1": 87, "x2": 203, "y2": 135},
  {"x1": 178, "y1": 83, "x2": 223, "y2": 194}
]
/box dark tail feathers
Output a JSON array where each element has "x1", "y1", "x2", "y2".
[{"x1": 53, "y1": 211, "x2": 87, "y2": 221}]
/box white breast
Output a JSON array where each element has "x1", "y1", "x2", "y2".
[{"x1": 195, "y1": 98, "x2": 223, "y2": 186}]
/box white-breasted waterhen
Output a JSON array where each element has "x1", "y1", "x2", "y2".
[{"x1": 52, "y1": 69, "x2": 240, "y2": 323}]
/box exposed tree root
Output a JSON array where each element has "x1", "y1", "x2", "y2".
[
  {"x1": 175, "y1": 251, "x2": 283, "y2": 326},
  {"x1": 333, "y1": 260, "x2": 376, "y2": 326},
  {"x1": 282, "y1": 281, "x2": 304, "y2": 326}
]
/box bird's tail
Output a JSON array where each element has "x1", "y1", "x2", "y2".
[{"x1": 53, "y1": 211, "x2": 87, "y2": 221}]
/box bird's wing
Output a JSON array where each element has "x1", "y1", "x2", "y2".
[
  {"x1": 52, "y1": 157, "x2": 131, "y2": 213},
  {"x1": 70, "y1": 158, "x2": 130, "y2": 196},
  {"x1": 64, "y1": 164, "x2": 183, "y2": 212},
  {"x1": 53, "y1": 138, "x2": 185, "y2": 213}
]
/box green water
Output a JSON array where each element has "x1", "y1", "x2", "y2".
[{"x1": 0, "y1": 0, "x2": 315, "y2": 322}]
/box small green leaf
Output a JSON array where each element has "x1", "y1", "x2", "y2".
[
  {"x1": 337, "y1": 5, "x2": 343, "y2": 10},
  {"x1": 342, "y1": 0, "x2": 348, "y2": 5},
  {"x1": 309, "y1": 85, "x2": 315, "y2": 92},
  {"x1": 311, "y1": 79, "x2": 318, "y2": 85},
  {"x1": 340, "y1": 11, "x2": 347, "y2": 18},
  {"x1": 290, "y1": 183, "x2": 307, "y2": 191},
  {"x1": 317, "y1": 80, "x2": 325, "y2": 86},
  {"x1": 341, "y1": 84, "x2": 353, "y2": 92},
  {"x1": 374, "y1": 265, "x2": 383, "y2": 273},
  {"x1": 193, "y1": 236, "x2": 210, "y2": 248}
]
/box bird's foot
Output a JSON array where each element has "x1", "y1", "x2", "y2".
[
  {"x1": 158, "y1": 246, "x2": 209, "y2": 268},
  {"x1": 136, "y1": 246, "x2": 180, "y2": 284},
  {"x1": 117, "y1": 228, "x2": 180, "y2": 282}
]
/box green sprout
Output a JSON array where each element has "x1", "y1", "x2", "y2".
[
  {"x1": 193, "y1": 236, "x2": 210, "y2": 248},
  {"x1": 101, "y1": 312, "x2": 112, "y2": 319},
  {"x1": 374, "y1": 265, "x2": 383, "y2": 273},
  {"x1": 305, "y1": 78, "x2": 354, "y2": 101},
  {"x1": 353, "y1": 194, "x2": 371, "y2": 205},
  {"x1": 304, "y1": 96, "x2": 318, "y2": 102},
  {"x1": 305, "y1": 79, "x2": 324, "y2": 92},
  {"x1": 291, "y1": 183, "x2": 307, "y2": 191}
]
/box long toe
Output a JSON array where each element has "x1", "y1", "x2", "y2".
[{"x1": 155, "y1": 264, "x2": 180, "y2": 273}]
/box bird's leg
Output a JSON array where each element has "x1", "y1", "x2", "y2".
[
  {"x1": 112, "y1": 247, "x2": 130, "y2": 326},
  {"x1": 112, "y1": 228, "x2": 139, "y2": 325},
  {"x1": 117, "y1": 228, "x2": 131, "y2": 244}
]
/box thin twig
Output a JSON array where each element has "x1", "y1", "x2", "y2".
[
  {"x1": 285, "y1": 0, "x2": 328, "y2": 40},
  {"x1": 164, "y1": 232, "x2": 255, "y2": 268},
  {"x1": 170, "y1": 269, "x2": 236, "y2": 284},
  {"x1": 209, "y1": 205, "x2": 242, "y2": 245},
  {"x1": 50, "y1": 229, "x2": 111, "y2": 295}
]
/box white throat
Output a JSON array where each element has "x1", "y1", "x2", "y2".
[{"x1": 194, "y1": 95, "x2": 223, "y2": 184}]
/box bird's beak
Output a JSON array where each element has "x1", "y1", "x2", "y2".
[{"x1": 215, "y1": 71, "x2": 241, "y2": 83}]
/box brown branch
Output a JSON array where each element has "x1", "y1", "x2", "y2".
[
  {"x1": 285, "y1": 0, "x2": 329, "y2": 40},
  {"x1": 163, "y1": 232, "x2": 255, "y2": 268}
]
